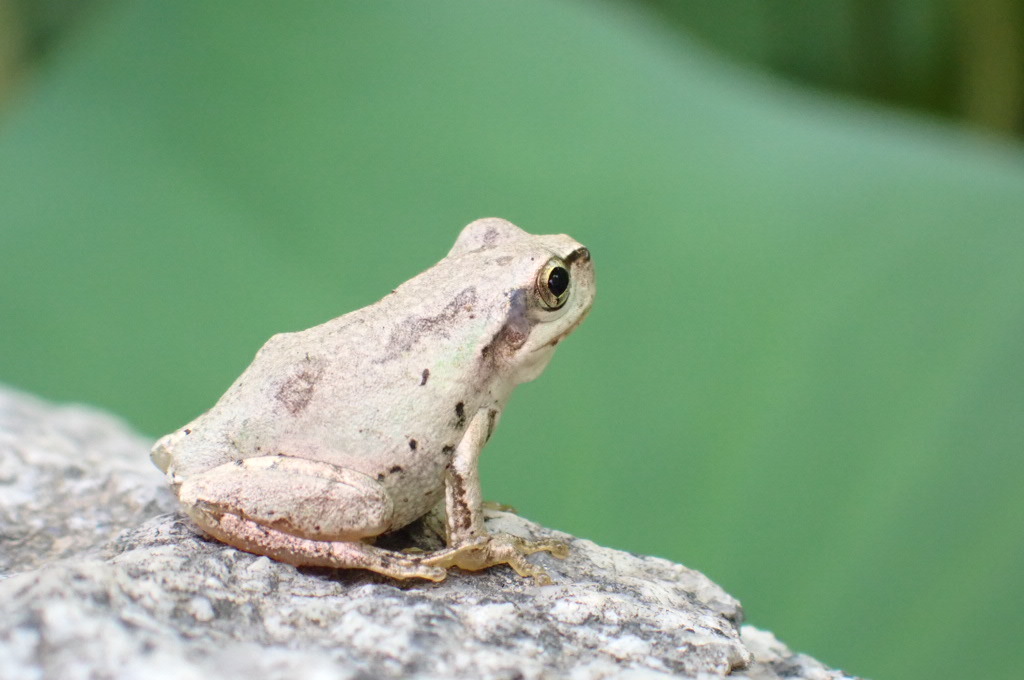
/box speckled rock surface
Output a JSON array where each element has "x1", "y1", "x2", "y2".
[{"x1": 0, "y1": 387, "x2": 861, "y2": 680}]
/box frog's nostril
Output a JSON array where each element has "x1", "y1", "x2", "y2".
[{"x1": 566, "y1": 247, "x2": 590, "y2": 265}]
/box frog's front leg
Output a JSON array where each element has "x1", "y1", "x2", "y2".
[
  {"x1": 428, "y1": 408, "x2": 569, "y2": 584},
  {"x1": 177, "y1": 456, "x2": 448, "y2": 581}
]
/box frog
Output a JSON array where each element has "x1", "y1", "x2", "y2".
[{"x1": 150, "y1": 217, "x2": 595, "y2": 584}]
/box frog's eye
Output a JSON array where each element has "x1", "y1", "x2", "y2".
[{"x1": 537, "y1": 261, "x2": 570, "y2": 310}]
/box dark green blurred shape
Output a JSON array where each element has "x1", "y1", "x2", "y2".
[
  {"x1": 642, "y1": 0, "x2": 1024, "y2": 137},
  {"x1": 1, "y1": 3, "x2": 1022, "y2": 679}
]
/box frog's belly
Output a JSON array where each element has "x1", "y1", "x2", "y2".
[
  {"x1": 336, "y1": 449, "x2": 446, "y2": 531},
  {"x1": 381, "y1": 467, "x2": 447, "y2": 530}
]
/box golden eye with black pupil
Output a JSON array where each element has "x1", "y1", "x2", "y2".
[{"x1": 537, "y1": 261, "x2": 571, "y2": 309}]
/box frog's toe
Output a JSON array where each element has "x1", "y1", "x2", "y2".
[
  {"x1": 501, "y1": 550, "x2": 554, "y2": 584},
  {"x1": 482, "y1": 500, "x2": 518, "y2": 513},
  {"x1": 491, "y1": 534, "x2": 567, "y2": 583},
  {"x1": 403, "y1": 564, "x2": 447, "y2": 582},
  {"x1": 368, "y1": 556, "x2": 449, "y2": 582},
  {"x1": 517, "y1": 537, "x2": 570, "y2": 559},
  {"x1": 422, "y1": 533, "x2": 567, "y2": 583}
]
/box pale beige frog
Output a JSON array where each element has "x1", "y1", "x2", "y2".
[{"x1": 151, "y1": 218, "x2": 595, "y2": 583}]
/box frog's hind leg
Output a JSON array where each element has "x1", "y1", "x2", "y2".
[
  {"x1": 178, "y1": 455, "x2": 447, "y2": 581},
  {"x1": 187, "y1": 504, "x2": 448, "y2": 581}
]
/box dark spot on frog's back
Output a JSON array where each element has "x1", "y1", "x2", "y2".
[
  {"x1": 408, "y1": 439, "x2": 418, "y2": 451},
  {"x1": 454, "y1": 402, "x2": 466, "y2": 428},
  {"x1": 275, "y1": 358, "x2": 325, "y2": 416},
  {"x1": 376, "y1": 288, "x2": 477, "y2": 364},
  {"x1": 377, "y1": 465, "x2": 404, "y2": 482},
  {"x1": 420, "y1": 368, "x2": 429, "y2": 386}
]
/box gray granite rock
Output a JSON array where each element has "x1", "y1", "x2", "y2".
[{"x1": 0, "y1": 386, "x2": 861, "y2": 680}]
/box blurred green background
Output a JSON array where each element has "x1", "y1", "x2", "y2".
[{"x1": 1, "y1": 2, "x2": 1022, "y2": 679}]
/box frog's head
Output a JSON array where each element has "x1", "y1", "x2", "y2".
[{"x1": 451, "y1": 218, "x2": 596, "y2": 385}]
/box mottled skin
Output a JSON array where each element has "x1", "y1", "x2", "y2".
[{"x1": 151, "y1": 218, "x2": 595, "y2": 582}]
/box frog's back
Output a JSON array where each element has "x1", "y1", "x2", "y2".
[{"x1": 156, "y1": 289, "x2": 495, "y2": 482}]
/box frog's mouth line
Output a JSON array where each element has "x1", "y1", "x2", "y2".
[{"x1": 536, "y1": 304, "x2": 592, "y2": 351}]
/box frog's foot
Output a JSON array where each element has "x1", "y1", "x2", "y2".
[
  {"x1": 186, "y1": 505, "x2": 448, "y2": 582},
  {"x1": 482, "y1": 500, "x2": 518, "y2": 513},
  {"x1": 421, "y1": 533, "x2": 569, "y2": 585}
]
